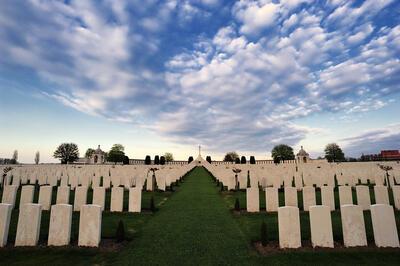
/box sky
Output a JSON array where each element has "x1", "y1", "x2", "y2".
[{"x1": 0, "y1": 0, "x2": 399, "y2": 163}]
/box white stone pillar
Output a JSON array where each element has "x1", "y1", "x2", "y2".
[
  {"x1": 129, "y1": 187, "x2": 142, "y2": 213},
  {"x1": 374, "y1": 186, "x2": 389, "y2": 205},
  {"x1": 48, "y1": 204, "x2": 72, "y2": 246},
  {"x1": 0, "y1": 204, "x2": 12, "y2": 247},
  {"x1": 56, "y1": 186, "x2": 70, "y2": 204},
  {"x1": 265, "y1": 187, "x2": 279, "y2": 212},
  {"x1": 92, "y1": 187, "x2": 106, "y2": 211},
  {"x1": 370, "y1": 204, "x2": 399, "y2": 248},
  {"x1": 302, "y1": 186, "x2": 316, "y2": 211},
  {"x1": 284, "y1": 187, "x2": 298, "y2": 207},
  {"x1": 339, "y1": 186, "x2": 353, "y2": 207},
  {"x1": 309, "y1": 206, "x2": 334, "y2": 248},
  {"x1": 15, "y1": 203, "x2": 42, "y2": 246},
  {"x1": 78, "y1": 205, "x2": 102, "y2": 247},
  {"x1": 278, "y1": 206, "x2": 301, "y2": 248},
  {"x1": 321, "y1": 186, "x2": 335, "y2": 211},
  {"x1": 340, "y1": 204, "x2": 367, "y2": 247},
  {"x1": 393, "y1": 185, "x2": 400, "y2": 210},
  {"x1": 246, "y1": 187, "x2": 259, "y2": 212},
  {"x1": 74, "y1": 186, "x2": 88, "y2": 212},
  {"x1": 38, "y1": 185, "x2": 53, "y2": 211},
  {"x1": 110, "y1": 187, "x2": 124, "y2": 212},
  {"x1": 1, "y1": 185, "x2": 18, "y2": 209},
  {"x1": 19, "y1": 185, "x2": 35, "y2": 209},
  {"x1": 355, "y1": 185, "x2": 371, "y2": 210}
]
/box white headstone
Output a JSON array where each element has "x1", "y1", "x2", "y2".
[
  {"x1": 355, "y1": 185, "x2": 371, "y2": 210},
  {"x1": 129, "y1": 187, "x2": 142, "y2": 213},
  {"x1": 265, "y1": 187, "x2": 279, "y2": 212},
  {"x1": 38, "y1": 185, "x2": 53, "y2": 211},
  {"x1": 321, "y1": 186, "x2": 335, "y2": 211},
  {"x1": 246, "y1": 187, "x2": 260, "y2": 212},
  {"x1": 339, "y1": 186, "x2": 353, "y2": 206},
  {"x1": 278, "y1": 206, "x2": 301, "y2": 248},
  {"x1": 370, "y1": 204, "x2": 399, "y2": 248},
  {"x1": 0, "y1": 204, "x2": 12, "y2": 247},
  {"x1": 92, "y1": 187, "x2": 106, "y2": 211},
  {"x1": 393, "y1": 185, "x2": 400, "y2": 210},
  {"x1": 74, "y1": 186, "x2": 88, "y2": 212},
  {"x1": 302, "y1": 186, "x2": 316, "y2": 211},
  {"x1": 340, "y1": 205, "x2": 367, "y2": 247},
  {"x1": 19, "y1": 185, "x2": 35, "y2": 209},
  {"x1": 309, "y1": 206, "x2": 334, "y2": 248},
  {"x1": 15, "y1": 203, "x2": 42, "y2": 246},
  {"x1": 48, "y1": 204, "x2": 72, "y2": 246},
  {"x1": 78, "y1": 205, "x2": 102, "y2": 247},
  {"x1": 284, "y1": 187, "x2": 298, "y2": 207},
  {"x1": 1, "y1": 185, "x2": 18, "y2": 209},
  {"x1": 374, "y1": 186, "x2": 389, "y2": 205},
  {"x1": 56, "y1": 186, "x2": 70, "y2": 204},
  {"x1": 111, "y1": 187, "x2": 124, "y2": 212}
]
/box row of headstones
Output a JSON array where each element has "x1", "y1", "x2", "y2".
[
  {"x1": 278, "y1": 204, "x2": 399, "y2": 248},
  {"x1": 0, "y1": 203, "x2": 102, "y2": 247},
  {"x1": 1, "y1": 185, "x2": 142, "y2": 212},
  {"x1": 246, "y1": 185, "x2": 400, "y2": 212}
]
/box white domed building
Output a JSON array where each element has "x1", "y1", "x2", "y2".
[{"x1": 296, "y1": 146, "x2": 310, "y2": 163}]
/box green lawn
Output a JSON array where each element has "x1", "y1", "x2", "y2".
[{"x1": 0, "y1": 167, "x2": 399, "y2": 265}]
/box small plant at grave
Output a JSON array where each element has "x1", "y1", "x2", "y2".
[
  {"x1": 220, "y1": 183, "x2": 224, "y2": 192},
  {"x1": 234, "y1": 198, "x2": 240, "y2": 211},
  {"x1": 100, "y1": 176, "x2": 103, "y2": 187},
  {"x1": 150, "y1": 196, "x2": 156, "y2": 212},
  {"x1": 247, "y1": 171, "x2": 251, "y2": 188},
  {"x1": 291, "y1": 177, "x2": 295, "y2": 187},
  {"x1": 260, "y1": 221, "x2": 268, "y2": 246},
  {"x1": 334, "y1": 174, "x2": 339, "y2": 190},
  {"x1": 116, "y1": 220, "x2": 125, "y2": 243}
]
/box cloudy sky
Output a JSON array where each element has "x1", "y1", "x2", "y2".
[{"x1": 0, "y1": 0, "x2": 399, "y2": 163}]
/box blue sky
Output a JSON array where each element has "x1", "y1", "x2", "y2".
[{"x1": 0, "y1": 0, "x2": 399, "y2": 163}]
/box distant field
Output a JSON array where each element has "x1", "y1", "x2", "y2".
[{"x1": 0, "y1": 167, "x2": 399, "y2": 265}]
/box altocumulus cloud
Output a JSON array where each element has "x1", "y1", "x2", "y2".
[{"x1": 0, "y1": 0, "x2": 399, "y2": 153}]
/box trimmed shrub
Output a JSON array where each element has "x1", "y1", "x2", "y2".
[
  {"x1": 241, "y1": 156, "x2": 246, "y2": 164},
  {"x1": 116, "y1": 220, "x2": 125, "y2": 243},
  {"x1": 234, "y1": 198, "x2": 240, "y2": 211},
  {"x1": 206, "y1": 156, "x2": 212, "y2": 163},
  {"x1": 261, "y1": 221, "x2": 267, "y2": 246},
  {"x1": 188, "y1": 156, "x2": 194, "y2": 163},
  {"x1": 145, "y1": 155, "x2": 151, "y2": 165},
  {"x1": 250, "y1": 156, "x2": 256, "y2": 164},
  {"x1": 154, "y1": 155, "x2": 160, "y2": 165},
  {"x1": 123, "y1": 155, "x2": 130, "y2": 165},
  {"x1": 235, "y1": 157, "x2": 240, "y2": 164},
  {"x1": 160, "y1": 156, "x2": 166, "y2": 165}
]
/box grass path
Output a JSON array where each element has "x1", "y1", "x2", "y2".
[{"x1": 113, "y1": 166, "x2": 252, "y2": 265}]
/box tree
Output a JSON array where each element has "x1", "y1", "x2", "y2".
[
  {"x1": 34, "y1": 151, "x2": 40, "y2": 165},
  {"x1": 53, "y1": 143, "x2": 79, "y2": 164},
  {"x1": 325, "y1": 143, "x2": 345, "y2": 162},
  {"x1": 154, "y1": 155, "x2": 160, "y2": 165},
  {"x1": 206, "y1": 156, "x2": 212, "y2": 163},
  {"x1": 10, "y1": 150, "x2": 18, "y2": 164},
  {"x1": 224, "y1": 152, "x2": 239, "y2": 162},
  {"x1": 188, "y1": 156, "x2": 194, "y2": 163},
  {"x1": 85, "y1": 148, "x2": 95, "y2": 159},
  {"x1": 160, "y1": 156, "x2": 166, "y2": 165},
  {"x1": 250, "y1": 156, "x2": 256, "y2": 164},
  {"x1": 145, "y1": 155, "x2": 151, "y2": 165},
  {"x1": 164, "y1": 152, "x2": 174, "y2": 162},
  {"x1": 107, "y1": 144, "x2": 125, "y2": 164},
  {"x1": 271, "y1": 144, "x2": 295, "y2": 163},
  {"x1": 241, "y1": 156, "x2": 247, "y2": 164}
]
